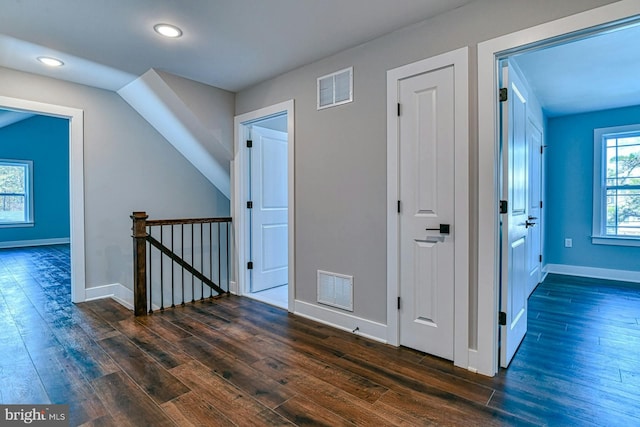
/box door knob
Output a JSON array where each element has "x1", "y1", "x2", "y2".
[
  {"x1": 425, "y1": 224, "x2": 450, "y2": 234},
  {"x1": 525, "y1": 220, "x2": 536, "y2": 228}
]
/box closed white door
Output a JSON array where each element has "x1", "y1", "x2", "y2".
[
  {"x1": 249, "y1": 126, "x2": 288, "y2": 292},
  {"x1": 527, "y1": 118, "x2": 542, "y2": 296},
  {"x1": 398, "y1": 66, "x2": 455, "y2": 360},
  {"x1": 500, "y1": 62, "x2": 529, "y2": 368}
]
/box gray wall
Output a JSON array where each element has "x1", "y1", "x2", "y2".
[
  {"x1": 0, "y1": 66, "x2": 230, "y2": 289},
  {"x1": 235, "y1": 0, "x2": 618, "y2": 324}
]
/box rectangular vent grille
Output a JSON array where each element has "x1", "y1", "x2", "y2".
[
  {"x1": 317, "y1": 270, "x2": 353, "y2": 311},
  {"x1": 317, "y1": 67, "x2": 353, "y2": 110}
]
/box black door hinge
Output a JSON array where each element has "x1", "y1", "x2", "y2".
[
  {"x1": 540, "y1": 200, "x2": 543, "y2": 209},
  {"x1": 397, "y1": 200, "x2": 401, "y2": 214},
  {"x1": 499, "y1": 311, "x2": 507, "y2": 326},
  {"x1": 247, "y1": 201, "x2": 253, "y2": 209},
  {"x1": 397, "y1": 103, "x2": 401, "y2": 117},
  {"x1": 499, "y1": 200, "x2": 508, "y2": 214},
  {"x1": 499, "y1": 88, "x2": 508, "y2": 102},
  {"x1": 397, "y1": 297, "x2": 401, "y2": 310},
  {"x1": 246, "y1": 140, "x2": 253, "y2": 148},
  {"x1": 539, "y1": 254, "x2": 542, "y2": 263},
  {"x1": 247, "y1": 261, "x2": 253, "y2": 270}
]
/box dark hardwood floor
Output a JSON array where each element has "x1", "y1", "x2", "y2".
[{"x1": 1, "y1": 245, "x2": 640, "y2": 426}]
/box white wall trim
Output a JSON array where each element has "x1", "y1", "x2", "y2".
[
  {"x1": 0, "y1": 238, "x2": 70, "y2": 249},
  {"x1": 386, "y1": 47, "x2": 469, "y2": 369},
  {"x1": 233, "y1": 100, "x2": 295, "y2": 313},
  {"x1": 294, "y1": 300, "x2": 387, "y2": 343},
  {"x1": 85, "y1": 283, "x2": 134, "y2": 310},
  {"x1": 0, "y1": 96, "x2": 85, "y2": 304},
  {"x1": 477, "y1": 0, "x2": 640, "y2": 376},
  {"x1": 545, "y1": 264, "x2": 640, "y2": 284}
]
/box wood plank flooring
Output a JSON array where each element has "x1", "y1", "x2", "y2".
[{"x1": 1, "y1": 245, "x2": 640, "y2": 426}]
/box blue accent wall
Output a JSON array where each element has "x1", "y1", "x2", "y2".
[
  {"x1": 546, "y1": 105, "x2": 640, "y2": 271},
  {"x1": 0, "y1": 115, "x2": 70, "y2": 243}
]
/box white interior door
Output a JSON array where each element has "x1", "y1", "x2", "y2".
[
  {"x1": 526, "y1": 118, "x2": 542, "y2": 296},
  {"x1": 500, "y1": 61, "x2": 529, "y2": 368},
  {"x1": 249, "y1": 126, "x2": 288, "y2": 292},
  {"x1": 398, "y1": 65, "x2": 455, "y2": 360}
]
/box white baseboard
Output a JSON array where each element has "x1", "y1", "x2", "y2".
[
  {"x1": 294, "y1": 300, "x2": 388, "y2": 343},
  {"x1": 84, "y1": 283, "x2": 134, "y2": 310},
  {"x1": 229, "y1": 280, "x2": 238, "y2": 295},
  {"x1": 545, "y1": 264, "x2": 640, "y2": 284},
  {"x1": 0, "y1": 237, "x2": 70, "y2": 249}
]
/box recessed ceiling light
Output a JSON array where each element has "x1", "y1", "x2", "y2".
[
  {"x1": 154, "y1": 23, "x2": 183, "y2": 38},
  {"x1": 37, "y1": 56, "x2": 64, "y2": 67}
]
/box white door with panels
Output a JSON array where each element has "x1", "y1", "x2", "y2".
[
  {"x1": 527, "y1": 118, "x2": 543, "y2": 296},
  {"x1": 500, "y1": 61, "x2": 529, "y2": 368},
  {"x1": 398, "y1": 66, "x2": 455, "y2": 360},
  {"x1": 249, "y1": 126, "x2": 288, "y2": 293}
]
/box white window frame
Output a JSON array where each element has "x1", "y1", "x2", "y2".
[
  {"x1": 0, "y1": 159, "x2": 34, "y2": 228},
  {"x1": 592, "y1": 124, "x2": 640, "y2": 247}
]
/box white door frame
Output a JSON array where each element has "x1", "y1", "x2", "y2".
[
  {"x1": 233, "y1": 100, "x2": 295, "y2": 312},
  {"x1": 387, "y1": 47, "x2": 469, "y2": 369},
  {"x1": 0, "y1": 96, "x2": 85, "y2": 303},
  {"x1": 477, "y1": 0, "x2": 640, "y2": 376}
]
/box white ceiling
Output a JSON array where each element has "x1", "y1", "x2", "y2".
[
  {"x1": 0, "y1": 0, "x2": 474, "y2": 92},
  {"x1": 513, "y1": 23, "x2": 640, "y2": 117}
]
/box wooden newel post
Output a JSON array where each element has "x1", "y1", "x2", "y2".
[{"x1": 131, "y1": 211, "x2": 149, "y2": 316}]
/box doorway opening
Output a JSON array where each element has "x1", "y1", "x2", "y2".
[
  {"x1": 478, "y1": 2, "x2": 640, "y2": 376},
  {"x1": 233, "y1": 100, "x2": 294, "y2": 312},
  {"x1": 0, "y1": 96, "x2": 85, "y2": 303}
]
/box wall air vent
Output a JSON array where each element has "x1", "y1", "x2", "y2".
[
  {"x1": 317, "y1": 270, "x2": 353, "y2": 311},
  {"x1": 317, "y1": 67, "x2": 353, "y2": 110}
]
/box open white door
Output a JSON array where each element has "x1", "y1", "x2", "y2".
[
  {"x1": 249, "y1": 126, "x2": 288, "y2": 292},
  {"x1": 527, "y1": 118, "x2": 543, "y2": 296},
  {"x1": 398, "y1": 65, "x2": 455, "y2": 360},
  {"x1": 500, "y1": 61, "x2": 529, "y2": 368}
]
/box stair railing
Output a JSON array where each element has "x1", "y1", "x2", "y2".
[{"x1": 131, "y1": 211, "x2": 232, "y2": 316}]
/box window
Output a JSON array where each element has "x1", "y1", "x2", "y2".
[
  {"x1": 0, "y1": 160, "x2": 33, "y2": 227},
  {"x1": 593, "y1": 125, "x2": 640, "y2": 246}
]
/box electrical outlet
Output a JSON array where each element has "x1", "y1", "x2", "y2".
[{"x1": 564, "y1": 238, "x2": 573, "y2": 248}]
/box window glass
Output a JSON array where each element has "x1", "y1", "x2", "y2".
[{"x1": 0, "y1": 161, "x2": 31, "y2": 224}]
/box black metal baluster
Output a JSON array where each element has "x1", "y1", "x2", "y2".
[
  {"x1": 171, "y1": 224, "x2": 175, "y2": 308},
  {"x1": 181, "y1": 223, "x2": 185, "y2": 306},
  {"x1": 160, "y1": 225, "x2": 164, "y2": 311},
  {"x1": 148, "y1": 227, "x2": 153, "y2": 314},
  {"x1": 226, "y1": 222, "x2": 230, "y2": 294},
  {"x1": 218, "y1": 222, "x2": 222, "y2": 296},
  {"x1": 191, "y1": 224, "x2": 195, "y2": 303},
  {"x1": 209, "y1": 222, "x2": 214, "y2": 299},
  {"x1": 200, "y1": 223, "x2": 204, "y2": 301}
]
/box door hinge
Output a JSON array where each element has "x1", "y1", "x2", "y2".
[
  {"x1": 397, "y1": 103, "x2": 401, "y2": 117},
  {"x1": 397, "y1": 297, "x2": 401, "y2": 310},
  {"x1": 247, "y1": 261, "x2": 253, "y2": 270},
  {"x1": 247, "y1": 201, "x2": 253, "y2": 209},
  {"x1": 499, "y1": 200, "x2": 508, "y2": 214},
  {"x1": 499, "y1": 88, "x2": 508, "y2": 102},
  {"x1": 540, "y1": 200, "x2": 543, "y2": 209},
  {"x1": 499, "y1": 311, "x2": 507, "y2": 326},
  {"x1": 397, "y1": 200, "x2": 401, "y2": 214},
  {"x1": 539, "y1": 254, "x2": 542, "y2": 263},
  {"x1": 540, "y1": 145, "x2": 544, "y2": 154},
  {"x1": 246, "y1": 139, "x2": 253, "y2": 148}
]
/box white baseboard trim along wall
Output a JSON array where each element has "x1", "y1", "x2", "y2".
[
  {"x1": 294, "y1": 300, "x2": 388, "y2": 343},
  {"x1": 545, "y1": 264, "x2": 640, "y2": 284},
  {"x1": 85, "y1": 283, "x2": 134, "y2": 309},
  {"x1": 0, "y1": 237, "x2": 70, "y2": 249}
]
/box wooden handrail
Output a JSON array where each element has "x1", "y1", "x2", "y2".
[{"x1": 146, "y1": 217, "x2": 231, "y2": 226}]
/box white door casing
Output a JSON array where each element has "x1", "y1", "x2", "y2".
[
  {"x1": 527, "y1": 118, "x2": 543, "y2": 296},
  {"x1": 233, "y1": 100, "x2": 295, "y2": 313},
  {"x1": 398, "y1": 66, "x2": 455, "y2": 360},
  {"x1": 478, "y1": 1, "x2": 640, "y2": 377},
  {"x1": 500, "y1": 62, "x2": 529, "y2": 368},
  {"x1": 249, "y1": 126, "x2": 288, "y2": 292},
  {"x1": 387, "y1": 47, "x2": 469, "y2": 369}
]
